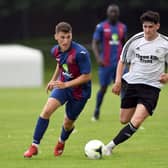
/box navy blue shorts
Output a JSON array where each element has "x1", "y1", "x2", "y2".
[
  {"x1": 98, "y1": 66, "x2": 116, "y2": 86},
  {"x1": 50, "y1": 88, "x2": 88, "y2": 120}
]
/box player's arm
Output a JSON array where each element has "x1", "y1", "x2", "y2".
[
  {"x1": 46, "y1": 64, "x2": 60, "y2": 93},
  {"x1": 159, "y1": 61, "x2": 168, "y2": 84},
  {"x1": 51, "y1": 73, "x2": 91, "y2": 89},
  {"x1": 159, "y1": 73, "x2": 168, "y2": 84},
  {"x1": 112, "y1": 60, "x2": 125, "y2": 95},
  {"x1": 50, "y1": 51, "x2": 91, "y2": 89},
  {"x1": 112, "y1": 34, "x2": 135, "y2": 95},
  {"x1": 92, "y1": 24, "x2": 105, "y2": 66},
  {"x1": 159, "y1": 55, "x2": 168, "y2": 84},
  {"x1": 50, "y1": 63, "x2": 60, "y2": 81},
  {"x1": 92, "y1": 39, "x2": 104, "y2": 66},
  {"x1": 122, "y1": 24, "x2": 128, "y2": 45}
]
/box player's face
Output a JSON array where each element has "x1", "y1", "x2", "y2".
[
  {"x1": 107, "y1": 5, "x2": 119, "y2": 23},
  {"x1": 142, "y1": 21, "x2": 160, "y2": 40},
  {"x1": 55, "y1": 31, "x2": 72, "y2": 52}
]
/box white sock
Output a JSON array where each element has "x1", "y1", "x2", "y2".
[
  {"x1": 32, "y1": 143, "x2": 39, "y2": 148},
  {"x1": 59, "y1": 137, "x2": 65, "y2": 144},
  {"x1": 106, "y1": 140, "x2": 116, "y2": 150}
]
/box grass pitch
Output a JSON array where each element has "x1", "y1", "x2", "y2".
[{"x1": 0, "y1": 84, "x2": 168, "y2": 168}]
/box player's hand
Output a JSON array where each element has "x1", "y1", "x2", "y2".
[
  {"x1": 112, "y1": 82, "x2": 121, "y2": 95},
  {"x1": 46, "y1": 81, "x2": 54, "y2": 94},
  {"x1": 50, "y1": 80, "x2": 67, "y2": 89},
  {"x1": 159, "y1": 73, "x2": 168, "y2": 84}
]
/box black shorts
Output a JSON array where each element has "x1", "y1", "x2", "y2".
[{"x1": 121, "y1": 79, "x2": 160, "y2": 115}]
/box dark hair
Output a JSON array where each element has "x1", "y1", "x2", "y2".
[
  {"x1": 140, "y1": 11, "x2": 160, "y2": 24},
  {"x1": 107, "y1": 3, "x2": 120, "y2": 11},
  {"x1": 108, "y1": 3, "x2": 119, "y2": 8},
  {"x1": 55, "y1": 22, "x2": 72, "y2": 33}
]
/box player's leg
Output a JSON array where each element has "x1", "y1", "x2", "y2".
[
  {"x1": 113, "y1": 104, "x2": 149, "y2": 146},
  {"x1": 93, "y1": 85, "x2": 107, "y2": 120},
  {"x1": 24, "y1": 98, "x2": 61, "y2": 158},
  {"x1": 104, "y1": 104, "x2": 149, "y2": 156},
  {"x1": 54, "y1": 116, "x2": 75, "y2": 156},
  {"x1": 92, "y1": 67, "x2": 112, "y2": 120},
  {"x1": 119, "y1": 108, "x2": 136, "y2": 124},
  {"x1": 119, "y1": 79, "x2": 137, "y2": 124},
  {"x1": 32, "y1": 98, "x2": 61, "y2": 145},
  {"x1": 54, "y1": 98, "x2": 87, "y2": 156},
  {"x1": 60, "y1": 116, "x2": 75, "y2": 142},
  {"x1": 24, "y1": 88, "x2": 66, "y2": 158},
  {"x1": 130, "y1": 104, "x2": 150, "y2": 127},
  {"x1": 103, "y1": 82, "x2": 137, "y2": 155},
  {"x1": 104, "y1": 84, "x2": 160, "y2": 156}
]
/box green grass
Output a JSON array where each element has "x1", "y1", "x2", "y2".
[{"x1": 0, "y1": 84, "x2": 168, "y2": 168}]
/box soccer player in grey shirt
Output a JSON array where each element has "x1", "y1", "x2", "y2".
[{"x1": 103, "y1": 10, "x2": 168, "y2": 155}]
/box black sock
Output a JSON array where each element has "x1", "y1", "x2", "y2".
[{"x1": 113, "y1": 122, "x2": 137, "y2": 145}]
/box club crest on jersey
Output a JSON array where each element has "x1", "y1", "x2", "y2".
[
  {"x1": 62, "y1": 64, "x2": 73, "y2": 79},
  {"x1": 109, "y1": 33, "x2": 119, "y2": 45},
  {"x1": 63, "y1": 64, "x2": 68, "y2": 72}
]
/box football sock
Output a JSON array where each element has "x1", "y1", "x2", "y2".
[
  {"x1": 94, "y1": 90, "x2": 105, "y2": 117},
  {"x1": 33, "y1": 117, "x2": 49, "y2": 145},
  {"x1": 106, "y1": 140, "x2": 116, "y2": 150},
  {"x1": 113, "y1": 122, "x2": 137, "y2": 145},
  {"x1": 60, "y1": 126, "x2": 74, "y2": 142},
  {"x1": 32, "y1": 143, "x2": 39, "y2": 148}
]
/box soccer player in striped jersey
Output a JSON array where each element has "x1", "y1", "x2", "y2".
[
  {"x1": 92, "y1": 4, "x2": 127, "y2": 121},
  {"x1": 103, "y1": 11, "x2": 168, "y2": 155},
  {"x1": 24, "y1": 22, "x2": 91, "y2": 158}
]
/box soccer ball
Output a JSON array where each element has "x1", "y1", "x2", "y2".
[{"x1": 84, "y1": 140, "x2": 105, "y2": 159}]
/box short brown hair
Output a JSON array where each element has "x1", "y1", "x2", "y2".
[
  {"x1": 55, "y1": 22, "x2": 72, "y2": 33},
  {"x1": 140, "y1": 11, "x2": 160, "y2": 24}
]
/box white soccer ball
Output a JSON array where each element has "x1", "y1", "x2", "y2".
[{"x1": 84, "y1": 140, "x2": 105, "y2": 159}]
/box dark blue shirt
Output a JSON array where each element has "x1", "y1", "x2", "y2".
[{"x1": 51, "y1": 41, "x2": 91, "y2": 100}]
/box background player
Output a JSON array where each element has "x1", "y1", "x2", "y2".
[
  {"x1": 92, "y1": 4, "x2": 127, "y2": 121},
  {"x1": 24, "y1": 22, "x2": 91, "y2": 158},
  {"x1": 103, "y1": 11, "x2": 168, "y2": 155}
]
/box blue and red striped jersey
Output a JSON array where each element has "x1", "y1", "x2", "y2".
[
  {"x1": 51, "y1": 41, "x2": 91, "y2": 100},
  {"x1": 93, "y1": 20, "x2": 127, "y2": 67}
]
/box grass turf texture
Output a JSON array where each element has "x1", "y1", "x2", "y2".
[{"x1": 0, "y1": 84, "x2": 168, "y2": 168}]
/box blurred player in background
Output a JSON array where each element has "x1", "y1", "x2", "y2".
[
  {"x1": 104, "y1": 11, "x2": 168, "y2": 155},
  {"x1": 92, "y1": 4, "x2": 127, "y2": 121},
  {"x1": 24, "y1": 22, "x2": 91, "y2": 158}
]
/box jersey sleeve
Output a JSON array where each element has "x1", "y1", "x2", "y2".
[
  {"x1": 120, "y1": 32, "x2": 144, "y2": 63},
  {"x1": 93, "y1": 23, "x2": 103, "y2": 41},
  {"x1": 123, "y1": 24, "x2": 128, "y2": 39},
  {"x1": 120, "y1": 38, "x2": 134, "y2": 63},
  {"x1": 76, "y1": 50, "x2": 91, "y2": 74},
  {"x1": 50, "y1": 45, "x2": 58, "y2": 58}
]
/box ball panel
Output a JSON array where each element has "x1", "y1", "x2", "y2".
[{"x1": 84, "y1": 140, "x2": 104, "y2": 159}]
